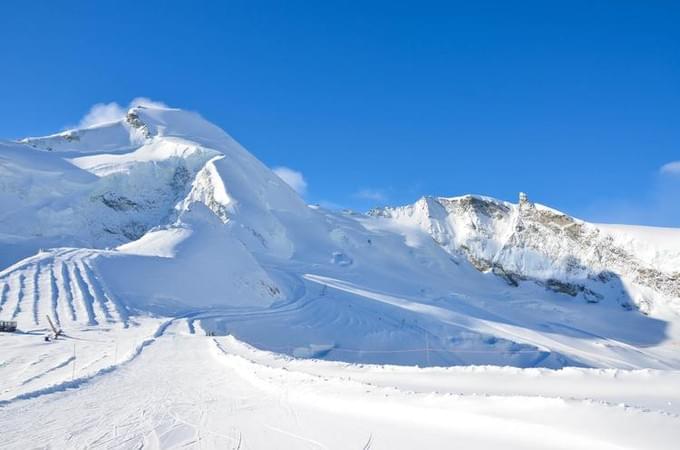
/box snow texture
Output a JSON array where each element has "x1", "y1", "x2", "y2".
[{"x1": 1, "y1": 105, "x2": 679, "y2": 448}]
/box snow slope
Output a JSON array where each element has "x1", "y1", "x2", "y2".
[
  {"x1": 1, "y1": 104, "x2": 679, "y2": 448},
  {"x1": 596, "y1": 223, "x2": 680, "y2": 274},
  {"x1": 370, "y1": 194, "x2": 680, "y2": 313},
  {"x1": 1, "y1": 105, "x2": 679, "y2": 369},
  {"x1": 0, "y1": 322, "x2": 679, "y2": 449}
]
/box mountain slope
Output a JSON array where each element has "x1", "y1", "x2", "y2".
[
  {"x1": 1, "y1": 105, "x2": 679, "y2": 370},
  {"x1": 370, "y1": 194, "x2": 680, "y2": 315}
]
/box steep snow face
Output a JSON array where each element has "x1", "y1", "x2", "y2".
[
  {"x1": 101, "y1": 206, "x2": 284, "y2": 314},
  {"x1": 369, "y1": 195, "x2": 517, "y2": 260},
  {"x1": 0, "y1": 106, "x2": 311, "y2": 314},
  {"x1": 370, "y1": 194, "x2": 680, "y2": 313},
  {"x1": 0, "y1": 138, "x2": 211, "y2": 267},
  {"x1": 0, "y1": 106, "x2": 310, "y2": 264}
]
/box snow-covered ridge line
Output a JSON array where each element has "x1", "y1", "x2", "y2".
[{"x1": 369, "y1": 193, "x2": 680, "y2": 312}]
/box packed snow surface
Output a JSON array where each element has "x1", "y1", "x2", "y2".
[
  {"x1": 1, "y1": 321, "x2": 679, "y2": 449},
  {"x1": 1, "y1": 105, "x2": 679, "y2": 448}
]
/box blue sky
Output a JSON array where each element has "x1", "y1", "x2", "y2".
[{"x1": 1, "y1": 1, "x2": 679, "y2": 225}]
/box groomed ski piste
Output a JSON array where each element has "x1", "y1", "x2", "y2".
[
  {"x1": 2, "y1": 319, "x2": 680, "y2": 449},
  {"x1": 1, "y1": 105, "x2": 679, "y2": 448}
]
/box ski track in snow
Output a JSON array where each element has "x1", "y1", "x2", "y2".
[
  {"x1": 303, "y1": 274, "x2": 674, "y2": 369},
  {"x1": 0, "y1": 317, "x2": 174, "y2": 406},
  {"x1": 1, "y1": 320, "x2": 678, "y2": 449}
]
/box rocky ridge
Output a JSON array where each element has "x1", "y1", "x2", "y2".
[{"x1": 370, "y1": 193, "x2": 680, "y2": 313}]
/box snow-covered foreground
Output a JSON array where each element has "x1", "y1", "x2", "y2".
[{"x1": 1, "y1": 320, "x2": 679, "y2": 449}]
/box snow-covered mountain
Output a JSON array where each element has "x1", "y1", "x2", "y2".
[
  {"x1": 370, "y1": 194, "x2": 680, "y2": 314},
  {"x1": 1, "y1": 105, "x2": 679, "y2": 370}
]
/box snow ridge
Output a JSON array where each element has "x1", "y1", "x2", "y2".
[{"x1": 370, "y1": 193, "x2": 680, "y2": 314}]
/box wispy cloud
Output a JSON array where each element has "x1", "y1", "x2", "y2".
[
  {"x1": 75, "y1": 97, "x2": 168, "y2": 129},
  {"x1": 660, "y1": 161, "x2": 680, "y2": 176},
  {"x1": 273, "y1": 166, "x2": 308, "y2": 196},
  {"x1": 354, "y1": 188, "x2": 387, "y2": 202}
]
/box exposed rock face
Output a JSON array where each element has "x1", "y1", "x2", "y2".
[
  {"x1": 126, "y1": 110, "x2": 151, "y2": 138},
  {"x1": 370, "y1": 193, "x2": 680, "y2": 311},
  {"x1": 97, "y1": 192, "x2": 141, "y2": 211}
]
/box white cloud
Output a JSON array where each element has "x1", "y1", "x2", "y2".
[
  {"x1": 76, "y1": 97, "x2": 168, "y2": 128},
  {"x1": 273, "y1": 166, "x2": 307, "y2": 196},
  {"x1": 354, "y1": 188, "x2": 387, "y2": 202},
  {"x1": 660, "y1": 161, "x2": 680, "y2": 175},
  {"x1": 77, "y1": 102, "x2": 126, "y2": 128}
]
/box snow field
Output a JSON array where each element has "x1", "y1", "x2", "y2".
[{"x1": 0, "y1": 320, "x2": 678, "y2": 449}]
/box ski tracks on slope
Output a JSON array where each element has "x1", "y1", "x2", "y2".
[
  {"x1": 0, "y1": 317, "x2": 174, "y2": 407},
  {"x1": 0, "y1": 249, "x2": 129, "y2": 328},
  {"x1": 211, "y1": 334, "x2": 680, "y2": 450}
]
